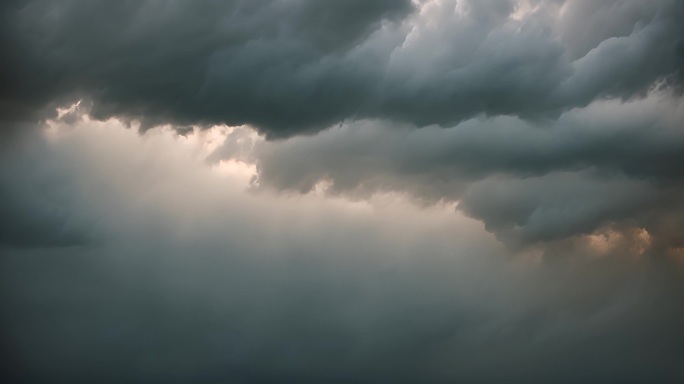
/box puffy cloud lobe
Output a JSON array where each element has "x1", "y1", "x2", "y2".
[
  {"x1": 459, "y1": 172, "x2": 662, "y2": 246},
  {"x1": 1, "y1": 0, "x2": 683, "y2": 136},
  {"x1": 220, "y1": 91, "x2": 684, "y2": 247}
]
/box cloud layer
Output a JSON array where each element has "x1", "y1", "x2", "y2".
[
  {"x1": 2, "y1": 1, "x2": 684, "y2": 383},
  {"x1": 209, "y1": 91, "x2": 684, "y2": 250},
  {"x1": 2, "y1": 121, "x2": 683, "y2": 383},
  {"x1": 2, "y1": 0, "x2": 683, "y2": 135}
]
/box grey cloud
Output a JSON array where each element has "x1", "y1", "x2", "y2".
[
  {"x1": 3, "y1": 2, "x2": 684, "y2": 381},
  {"x1": 0, "y1": 0, "x2": 414, "y2": 135},
  {"x1": 4, "y1": 240, "x2": 684, "y2": 384},
  {"x1": 223, "y1": 92, "x2": 684, "y2": 247},
  {"x1": 557, "y1": 0, "x2": 662, "y2": 58},
  {"x1": 552, "y1": 19, "x2": 678, "y2": 106},
  {"x1": 2, "y1": 123, "x2": 684, "y2": 383},
  {"x1": 458, "y1": 172, "x2": 662, "y2": 246},
  {"x1": 0, "y1": 132, "x2": 97, "y2": 248},
  {"x1": 1, "y1": 0, "x2": 683, "y2": 136}
]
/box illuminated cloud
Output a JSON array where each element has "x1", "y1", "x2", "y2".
[{"x1": 2, "y1": 118, "x2": 683, "y2": 383}]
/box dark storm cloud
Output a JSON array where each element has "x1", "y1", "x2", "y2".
[
  {"x1": 459, "y1": 172, "x2": 663, "y2": 246},
  {"x1": 0, "y1": 0, "x2": 414, "y2": 135},
  {"x1": 0, "y1": 0, "x2": 681, "y2": 251},
  {"x1": 248, "y1": 95, "x2": 684, "y2": 189},
  {"x1": 1, "y1": 0, "x2": 683, "y2": 136},
  {"x1": 2, "y1": 2, "x2": 684, "y2": 382},
  {"x1": 214, "y1": 92, "x2": 684, "y2": 247}
]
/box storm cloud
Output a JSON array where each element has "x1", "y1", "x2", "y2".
[
  {"x1": 2, "y1": 121, "x2": 683, "y2": 383},
  {"x1": 2, "y1": 0, "x2": 683, "y2": 136},
  {"x1": 210, "y1": 91, "x2": 684, "y2": 249},
  {"x1": 2, "y1": 1, "x2": 684, "y2": 383}
]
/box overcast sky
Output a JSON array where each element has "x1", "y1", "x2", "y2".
[{"x1": 1, "y1": 1, "x2": 684, "y2": 383}]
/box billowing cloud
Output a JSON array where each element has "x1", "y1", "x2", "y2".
[
  {"x1": 209, "y1": 90, "x2": 684, "y2": 249},
  {"x1": 0, "y1": 0, "x2": 414, "y2": 134},
  {"x1": 2, "y1": 1, "x2": 684, "y2": 382},
  {"x1": 2, "y1": 0, "x2": 683, "y2": 136}
]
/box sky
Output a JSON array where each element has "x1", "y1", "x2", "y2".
[{"x1": 1, "y1": 0, "x2": 684, "y2": 383}]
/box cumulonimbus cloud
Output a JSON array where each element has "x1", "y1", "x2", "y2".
[
  {"x1": 3, "y1": 0, "x2": 683, "y2": 250},
  {"x1": 207, "y1": 90, "x2": 684, "y2": 250},
  {"x1": 1, "y1": 0, "x2": 683, "y2": 136},
  {"x1": 2, "y1": 1, "x2": 684, "y2": 383}
]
